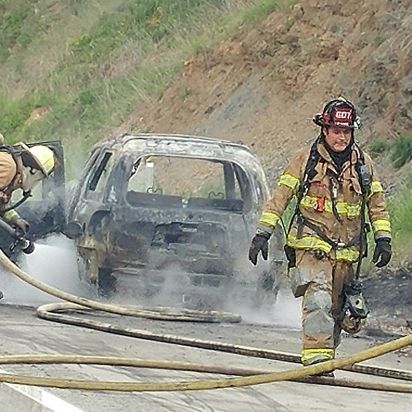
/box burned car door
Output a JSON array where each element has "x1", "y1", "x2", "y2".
[
  {"x1": 65, "y1": 148, "x2": 116, "y2": 286},
  {"x1": 67, "y1": 148, "x2": 116, "y2": 225},
  {"x1": 0, "y1": 140, "x2": 65, "y2": 256}
]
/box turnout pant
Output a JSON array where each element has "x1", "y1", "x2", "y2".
[{"x1": 289, "y1": 249, "x2": 354, "y2": 365}]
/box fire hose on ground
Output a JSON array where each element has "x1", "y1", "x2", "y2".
[{"x1": 0, "y1": 248, "x2": 411, "y2": 393}]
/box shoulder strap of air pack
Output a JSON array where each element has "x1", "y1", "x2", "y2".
[
  {"x1": 295, "y1": 136, "x2": 321, "y2": 206},
  {"x1": 0, "y1": 144, "x2": 20, "y2": 166},
  {"x1": 352, "y1": 143, "x2": 371, "y2": 196},
  {"x1": 285, "y1": 137, "x2": 321, "y2": 235}
]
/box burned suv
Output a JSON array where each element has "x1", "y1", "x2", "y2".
[{"x1": 65, "y1": 133, "x2": 282, "y2": 308}]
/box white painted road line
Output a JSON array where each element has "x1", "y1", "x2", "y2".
[{"x1": 0, "y1": 368, "x2": 84, "y2": 412}]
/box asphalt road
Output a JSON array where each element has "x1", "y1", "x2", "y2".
[
  {"x1": 0, "y1": 303, "x2": 411, "y2": 412},
  {"x1": 0, "y1": 238, "x2": 411, "y2": 411}
]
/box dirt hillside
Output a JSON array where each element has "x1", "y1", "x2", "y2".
[{"x1": 120, "y1": 0, "x2": 411, "y2": 183}]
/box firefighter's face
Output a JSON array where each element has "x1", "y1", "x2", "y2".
[
  {"x1": 324, "y1": 126, "x2": 352, "y2": 152},
  {"x1": 0, "y1": 192, "x2": 11, "y2": 204},
  {"x1": 21, "y1": 167, "x2": 44, "y2": 193}
]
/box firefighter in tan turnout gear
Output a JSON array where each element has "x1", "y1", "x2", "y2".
[
  {"x1": 0, "y1": 135, "x2": 55, "y2": 300},
  {"x1": 249, "y1": 98, "x2": 392, "y2": 371}
]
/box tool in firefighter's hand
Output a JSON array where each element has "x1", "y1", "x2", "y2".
[
  {"x1": 283, "y1": 244, "x2": 296, "y2": 268},
  {"x1": 248, "y1": 231, "x2": 270, "y2": 265},
  {"x1": 342, "y1": 280, "x2": 370, "y2": 321},
  {"x1": 9, "y1": 236, "x2": 35, "y2": 255},
  {"x1": 0, "y1": 216, "x2": 35, "y2": 255},
  {"x1": 372, "y1": 238, "x2": 392, "y2": 268}
]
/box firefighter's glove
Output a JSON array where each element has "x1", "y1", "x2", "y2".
[
  {"x1": 372, "y1": 238, "x2": 391, "y2": 268},
  {"x1": 248, "y1": 232, "x2": 270, "y2": 266},
  {"x1": 14, "y1": 218, "x2": 30, "y2": 237}
]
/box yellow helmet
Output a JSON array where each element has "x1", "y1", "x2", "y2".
[
  {"x1": 0, "y1": 151, "x2": 17, "y2": 190},
  {"x1": 20, "y1": 144, "x2": 55, "y2": 177}
]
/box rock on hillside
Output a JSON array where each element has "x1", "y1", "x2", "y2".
[{"x1": 121, "y1": 0, "x2": 411, "y2": 182}]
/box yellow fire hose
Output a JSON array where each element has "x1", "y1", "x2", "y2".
[
  {"x1": 37, "y1": 303, "x2": 412, "y2": 382},
  {"x1": 0, "y1": 249, "x2": 411, "y2": 393},
  {"x1": 0, "y1": 354, "x2": 411, "y2": 393}
]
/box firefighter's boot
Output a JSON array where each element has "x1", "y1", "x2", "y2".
[{"x1": 303, "y1": 355, "x2": 335, "y2": 378}]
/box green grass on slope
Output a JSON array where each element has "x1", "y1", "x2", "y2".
[
  {"x1": 0, "y1": 0, "x2": 128, "y2": 97},
  {"x1": 0, "y1": 0, "x2": 286, "y2": 153},
  {"x1": 0, "y1": 0, "x2": 39, "y2": 63},
  {"x1": 390, "y1": 135, "x2": 412, "y2": 169},
  {"x1": 66, "y1": 0, "x2": 226, "y2": 63},
  {"x1": 388, "y1": 174, "x2": 412, "y2": 259},
  {"x1": 368, "y1": 135, "x2": 412, "y2": 169}
]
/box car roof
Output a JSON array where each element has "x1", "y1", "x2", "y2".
[
  {"x1": 99, "y1": 132, "x2": 250, "y2": 149},
  {"x1": 91, "y1": 133, "x2": 270, "y2": 200},
  {"x1": 93, "y1": 133, "x2": 261, "y2": 162}
]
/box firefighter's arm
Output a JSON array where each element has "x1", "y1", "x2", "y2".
[
  {"x1": 257, "y1": 149, "x2": 306, "y2": 235},
  {"x1": 249, "y1": 148, "x2": 306, "y2": 265},
  {"x1": 1, "y1": 208, "x2": 29, "y2": 235},
  {"x1": 365, "y1": 157, "x2": 391, "y2": 241}
]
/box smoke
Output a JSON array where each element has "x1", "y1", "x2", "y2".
[
  {"x1": 228, "y1": 288, "x2": 302, "y2": 330},
  {"x1": 224, "y1": 248, "x2": 302, "y2": 330},
  {"x1": 0, "y1": 231, "x2": 302, "y2": 333},
  {"x1": 108, "y1": 262, "x2": 224, "y2": 310},
  {"x1": 106, "y1": 263, "x2": 187, "y2": 308},
  {"x1": 0, "y1": 234, "x2": 88, "y2": 306}
]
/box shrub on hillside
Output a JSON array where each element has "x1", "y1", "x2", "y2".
[
  {"x1": 390, "y1": 135, "x2": 412, "y2": 168},
  {"x1": 367, "y1": 139, "x2": 389, "y2": 157},
  {"x1": 388, "y1": 173, "x2": 412, "y2": 260}
]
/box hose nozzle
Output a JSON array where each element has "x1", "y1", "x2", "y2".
[{"x1": 9, "y1": 238, "x2": 35, "y2": 255}]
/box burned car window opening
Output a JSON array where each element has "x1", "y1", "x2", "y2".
[
  {"x1": 67, "y1": 149, "x2": 101, "y2": 218},
  {"x1": 233, "y1": 163, "x2": 253, "y2": 213},
  {"x1": 88, "y1": 152, "x2": 113, "y2": 193},
  {"x1": 223, "y1": 162, "x2": 236, "y2": 200},
  {"x1": 125, "y1": 155, "x2": 247, "y2": 213}
]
